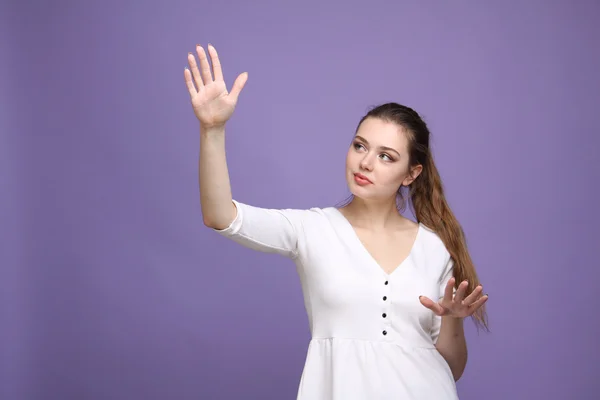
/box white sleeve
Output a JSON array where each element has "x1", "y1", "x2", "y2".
[
  {"x1": 430, "y1": 255, "x2": 454, "y2": 344},
  {"x1": 212, "y1": 199, "x2": 303, "y2": 259}
]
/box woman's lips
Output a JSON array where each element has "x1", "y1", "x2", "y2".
[{"x1": 354, "y1": 173, "x2": 372, "y2": 185}]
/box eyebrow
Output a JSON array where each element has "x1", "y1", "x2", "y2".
[{"x1": 354, "y1": 135, "x2": 401, "y2": 157}]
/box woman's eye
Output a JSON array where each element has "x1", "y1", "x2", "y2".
[
  {"x1": 380, "y1": 154, "x2": 392, "y2": 161},
  {"x1": 353, "y1": 143, "x2": 365, "y2": 151}
]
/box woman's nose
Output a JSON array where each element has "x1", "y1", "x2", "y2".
[{"x1": 360, "y1": 155, "x2": 374, "y2": 171}]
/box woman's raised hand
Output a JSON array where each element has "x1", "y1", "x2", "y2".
[
  {"x1": 184, "y1": 44, "x2": 248, "y2": 130},
  {"x1": 419, "y1": 278, "x2": 488, "y2": 319}
]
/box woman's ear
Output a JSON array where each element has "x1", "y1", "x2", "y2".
[{"x1": 402, "y1": 164, "x2": 423, "y2": 186}]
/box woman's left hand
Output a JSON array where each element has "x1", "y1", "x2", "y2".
[{"x1": 419, "y1": 278, "x2": 488, "y2": 318}]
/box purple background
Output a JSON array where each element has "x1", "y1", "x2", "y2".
[{"x1": 2, "y1": 1, "x2": 599, "y2": 399}]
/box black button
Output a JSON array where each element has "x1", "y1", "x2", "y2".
[
  {"x1": 384, "y1": 281, "x2": 388, "y2": 285},
  {"x1": 382, "y1": 313, "x2": 387, "y2": 318},
  {"x1": 382, "y1": 330, "x2": 387, "y2": 335},
  {"x1": 383, "y1": 296, "x2": 387, "y2": 301}
]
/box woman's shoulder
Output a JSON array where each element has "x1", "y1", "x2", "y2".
[{"x1": 417, "y1": 222, "x2": 451, "y2": 256}]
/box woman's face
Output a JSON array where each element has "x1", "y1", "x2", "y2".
[{"x1": 345, "y1": 118, "x2": 422, "y2": 201}]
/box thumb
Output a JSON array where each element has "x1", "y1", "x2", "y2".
[
  {"x1": 419, "y1": 296, "x2": 445, "y2": 316},
  {"x1": 229, "y1": 72, "x2": 248, "y2": 102}
]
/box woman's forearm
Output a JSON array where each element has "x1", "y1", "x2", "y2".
[
  {"x1": 435, "y1": 316, "x2": 468, "y2": 381},
  {"x1": 199, "y1": 125, "x2": 236, "y2": 229}
]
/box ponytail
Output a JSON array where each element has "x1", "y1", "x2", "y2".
[{"x1": 408, "y1": 152, "x2": 489, "y2": 331}]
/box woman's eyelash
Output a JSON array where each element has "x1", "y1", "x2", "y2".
[{"x1": 353, "y1": 143, "x2": 394, "y2": 161}]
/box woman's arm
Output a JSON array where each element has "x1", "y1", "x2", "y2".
[
  {"x1": 423, "y1": 255, "x2": 487, "y2": 381},
  {"x1": 435, "y1": 316, "x2": 467, "y2": 381},
  {"x1": 199, "y1": 126, "x2": 236, "y2": 229},
  {"x1": 424, "y1": 256, "x2": 467, "y2": 380},
  {"x1": 184, "y1": 43, "x2": 248, "y2": 229},
  {"x1": 188, "y1": 45, "x2": 303, "y2": 258}
]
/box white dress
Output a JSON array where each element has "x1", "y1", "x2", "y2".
[{"x1": 213, "y1": 200, "x2": 459, "y2": 400}]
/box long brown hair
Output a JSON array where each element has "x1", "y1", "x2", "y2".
[{"x1": 343, "y1": 102, "x2": 489, "y2": 331}]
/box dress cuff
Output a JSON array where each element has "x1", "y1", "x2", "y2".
[{"x1": 212, "y1": 199, "x2": 243, "y2": 235}]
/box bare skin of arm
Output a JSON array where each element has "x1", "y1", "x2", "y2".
[{"x1": 183, "y1": 43, "x2": 248, "y2": 229}]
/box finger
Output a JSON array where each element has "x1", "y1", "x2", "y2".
[
  {"x1": 184, "y1": 67, "x2": 197, "y2": 98},
  {"x1": 454, "y1": 280, "x2": 469, "y2": 303},
  {"x1": 188, "y1": 50, "x2": 204, "y2": 90},
  {"x1": 207, "y1": 44, "x2": 224, "y2": 82},
  {"x1": 229, "y1": 72, "x2": 248, "y2": 102},
  {"x1": 463, "y1": 285, "x2": 483, "y2": 307},
  {"x1": 469, "y1": 293, "x2": 489, "y2": 311},
  {"x1": 196, "y1": 44, "x2": 213, "y2": 84},
  {"x1": 419, "y1": 296, "x2": 446, "y2": 316},
  {"x1": 443, "y1": 277, "x2": 455, "y2": 302}
]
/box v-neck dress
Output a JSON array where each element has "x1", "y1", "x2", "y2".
[{"x1": 213, "y1": 200, "x2": 458, "y2": 400}]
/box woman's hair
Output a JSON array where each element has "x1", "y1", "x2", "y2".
[{"x1": 342, "y1": 102, "x2": 489, "y2": 331}]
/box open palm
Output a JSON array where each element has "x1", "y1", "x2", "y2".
[
  {"x1": 420, "y1": 278, "x2": 488, "y2": 319},
  {"x1": 184, "y1": 44, "x2": 248, "y2": 129}
]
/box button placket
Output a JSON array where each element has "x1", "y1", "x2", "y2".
[{"x1": 381, "y1": 278, "x2": 391, "y2": 338}]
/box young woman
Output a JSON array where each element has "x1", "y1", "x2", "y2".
[{"x1": 185, "y1": 43, "x2": 489, "y2": 400}]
